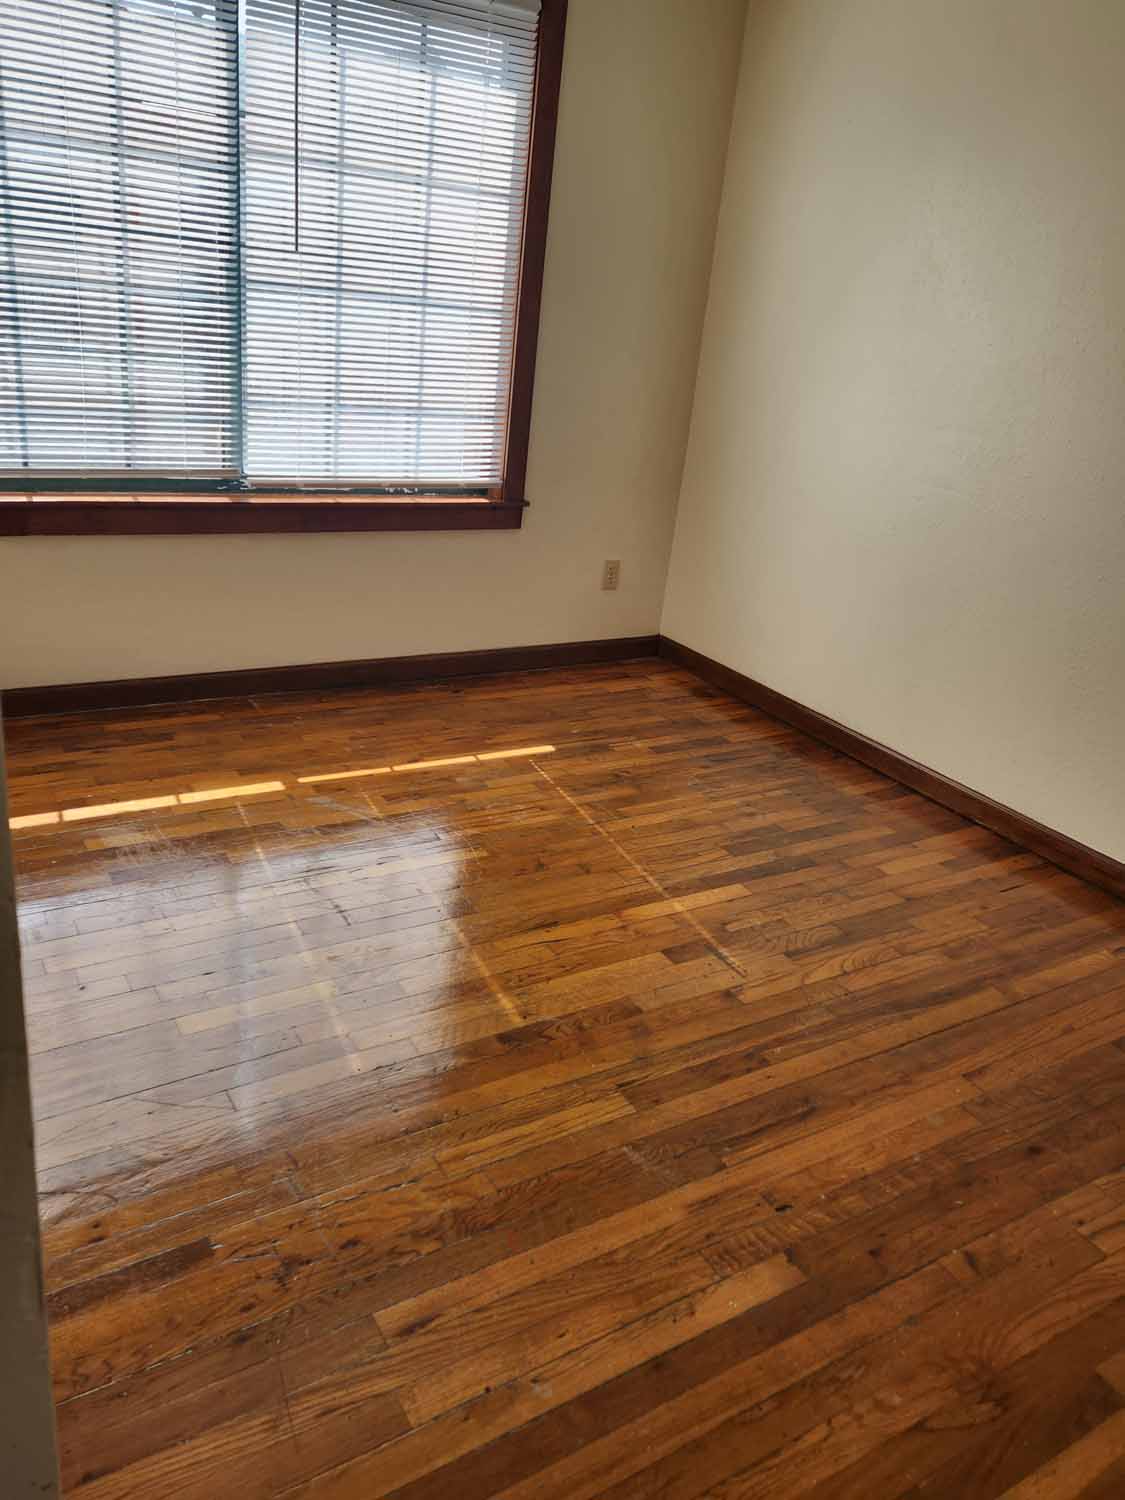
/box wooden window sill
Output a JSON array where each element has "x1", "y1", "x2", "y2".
[{"x1": 0, "y1": 497, "x2": 527, "y2": 536}]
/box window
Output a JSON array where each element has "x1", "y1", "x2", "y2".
[{"x1": 0, "y1": 0, "x2": 565, "y2": 533}]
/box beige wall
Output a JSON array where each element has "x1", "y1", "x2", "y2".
[
  {"x1": 0, "y1": 734, "x2": 59, "y2": 1497},
  {"x1": 663, "y1": 0, "x2": 1125, "y2": 861},
  {"x1": 0, "y1": 0, "x2": 747, "y2": 690}
]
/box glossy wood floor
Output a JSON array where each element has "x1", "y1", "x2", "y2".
[{"x1": 9, "y1": 659, "x2": 1125, "y2": 1499}]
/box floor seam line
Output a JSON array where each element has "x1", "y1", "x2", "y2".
[{"x1": 530, "y1": 758, "x2": 751, "y2": 981}]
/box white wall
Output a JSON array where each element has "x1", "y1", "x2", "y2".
[
  {"x1": 0, "y1": 0, "x2": 747, "y2": 690},
  {"x1": 663, "y1": 0, "x2": 1125, "y2": 861}
]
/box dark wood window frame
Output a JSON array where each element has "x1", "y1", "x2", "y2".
[{"x1": 0, "y1": 0, "x2": 567, "y2": 538}]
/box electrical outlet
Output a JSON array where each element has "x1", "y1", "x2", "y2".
[{"x1": 602, "y1": 559, "x2": 621, "y2": 591}]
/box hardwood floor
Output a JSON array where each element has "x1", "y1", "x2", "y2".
[{"x1": 8, "y1": 658, "x2": 1125, "y2": 1498}]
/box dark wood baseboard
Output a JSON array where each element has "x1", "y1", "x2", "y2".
[
  {"x1": 7, "y1": 630, "x2": 1119, "y2": 903},
  {"x1": 2, "y1": 636, "x2": 660, "y2": 718},
  {"x1": 659, "y1": 635, "x2": 1125, "y2": 903}
]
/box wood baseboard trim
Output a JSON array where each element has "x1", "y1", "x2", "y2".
[
  {"x1": 659, "y1": 635, "x2": 1125, "y2": 902},
  {"x1": 9, "y1": 631, "x2": 1118, "y2": 902},
  {"x1": 2, "y1": 636, "x2": 661, "y2": 718}
]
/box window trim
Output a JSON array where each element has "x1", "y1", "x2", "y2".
[{"x1": 0, "y1": 0, "x2": 568, "y2": 538}]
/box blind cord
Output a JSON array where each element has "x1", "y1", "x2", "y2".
[{"x1": 293, "y1": 0, "x2": 301, "y2": 252}]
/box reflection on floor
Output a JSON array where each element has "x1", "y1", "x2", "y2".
[{"x1": 10, "y1": 659, "x2": 1125, "y2": 1498}]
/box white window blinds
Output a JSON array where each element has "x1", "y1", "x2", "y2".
[
  {"x1": 0, "y1": 0, "x2": 541, "y2": 488},
  {"x1": 0, "y1": 0, "x2": 241, "y2": 478}
]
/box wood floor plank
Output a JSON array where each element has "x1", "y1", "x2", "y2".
[
  {"x1": 5, "y1": 660, "x2": 1125, "y2": 1496},
  {"x1": 994, "y1": 1409, "x2": 1125, "y2": 1498}
]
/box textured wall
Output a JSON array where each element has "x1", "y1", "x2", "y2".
[
  {"x1": 663, "y1": 0, "x2": 1125, "y2": 860},
  {"x1": 0, "y1": 0, "x2": 747, "y2": 689}
]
